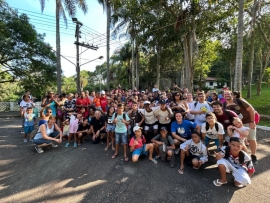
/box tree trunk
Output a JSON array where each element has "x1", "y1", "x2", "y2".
[
  {"x1": 183, "y1": 35, "x2": 192, "y2": 92},
  {"x1": 135, "y1": 45, "x2": 140, "y2": 89},
  {"x1": 56, "y1": 1, "x2": 62, "y2": 94},
  {"x1": 156, "y1": 45, "x2": 161, "y2": 87},
  {"x1": 257, "y1": 49, "x2": 270, "y2": 95},
  {"x1": 234, "y1": 0, "x2": 244, "y2": 92},
  {"x1": 106, "y1": 1, "x2": 111, "y2": 91},
  {"x1": 131, "y1": 37, "x2": 135, "y2": 90}
]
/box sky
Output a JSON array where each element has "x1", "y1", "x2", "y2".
[{"x1": 5, "y1": 0, "x2": 127, "y2": 77}]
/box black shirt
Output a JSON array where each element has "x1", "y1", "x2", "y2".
[{"x1": 90, "y1": 116, "x2": 105, "y2": 133}]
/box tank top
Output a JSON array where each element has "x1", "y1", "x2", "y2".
[{"x1": 34, "y1": 123, "x2": 54, "y2": 139}]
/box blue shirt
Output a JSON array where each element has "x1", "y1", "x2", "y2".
[
  {"x1": 24, "y1": 113, "x2": 36, "y2": 126},
  {"x1": 171, "y1": 120, "x2": 197, "y2": 139}
]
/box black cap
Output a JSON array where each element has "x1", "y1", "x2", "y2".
[
  {"x1": 159, "y1": 99, "x2": 166, "y2": 104},
  {"x1": 160, "y1": 126, "x2": 168, "y2": 131}
]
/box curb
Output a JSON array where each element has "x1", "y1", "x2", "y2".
[{"x1": 257, "y1": 126, "x2": 270, "y2": 131}]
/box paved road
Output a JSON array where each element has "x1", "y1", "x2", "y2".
[{"x1": 0, "y1": 118, "x2": 269, "y2": 203}]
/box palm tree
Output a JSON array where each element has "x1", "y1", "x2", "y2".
[
  {"x1": 97, "y1": 0, "x2": 111, "y2": 91},
  {"x1": 39, "y1": 0, "x2": 88, "y2": 94}
]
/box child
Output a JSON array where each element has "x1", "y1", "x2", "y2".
[
  {"x1": 201, "y1": 112, "x2": 224, "y2": 154},
  {"x1": 62, "y1": 118, "x2": 70, "y2": 140},
  {"x1": 213, "y1": 137, "x2": 255, "y2": 187},
  {"x1": 105, "y1": 106, "x2": 116, "y2": 151},
  {"x1": 179, "y1": 131, "x2": 208, "y2": 174},
  {"x1": 129, "y1": 125, "x2": 157, "y2": 164},
  {"x1": 65, "y1": 113, "x2": 82, "y2": 148},
  {"x1": 23, "y1": 107, "x2": 37, "y2": 142},
  {"x1": 77, "y1": 118, "x2": 90, "y2": 145},
  {"x1": 227, "y1": 117, "x2": 249, "y2": 152}
]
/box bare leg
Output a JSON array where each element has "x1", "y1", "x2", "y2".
[
  {"x1": 111, "y1": 132, "x2": 115, "y2": 150},
  {"x1": 145, "y1": 143, "x2": 154, "y2": 160},
  {"x1": 217, "y1": 164, "x2": 227, "y2": 183},
  {"x1": 123, "y1": 144, "x2": 127, "y2": 157},
  {"x1": 248, "y1": 140, "x2": 257, "y2": 155}
]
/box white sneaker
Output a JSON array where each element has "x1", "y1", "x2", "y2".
[
  {"x1": 35, "y1": 146, "x2": 44, "y2": 153},
  {"x1": 174, "y1": 148, "x2": 180, "y2": 154},
  {"x1": 52, "y1": 143, "x2": 58, "y2": 148},
  {"x1": 23, "y1": 139, "x2": 28, "y2": 143}
]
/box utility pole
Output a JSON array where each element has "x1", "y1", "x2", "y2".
[{"x1": 72, "y1": 18, "x2": 99, "y2": 94}]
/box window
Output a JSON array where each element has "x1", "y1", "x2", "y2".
[{"x1": 209, "y1": 82, "x2": 213, "y2": 86}]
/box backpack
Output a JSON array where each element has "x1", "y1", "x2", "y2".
[
  {"x1": 113, "y1": 112, "x2": 127, "y2": 120},
  {"x1": 205, "y1": 122, "x2": 219, "y2": 132},
  {"x1": 224, "y1": 98, "x2": 260, "y2": 124},
  {"x1": 224, "y1": 146, "x2": 245, "y2": 164},
  {"x1": 194, "y1": 101, "x2": 211, "y2": 108}
]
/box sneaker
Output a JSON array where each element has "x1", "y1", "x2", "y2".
[
  {"x1": 23, "y1": 139, "x2": 28, "y2": 143},
  {"x1": 65, "y1": 143, "x2": 70, "y2": 148},
  {"x1": 251, "y1": 155, "x2": 258, "y2": 165},
  {"x1": 174, "y1": 148, "x2": 180, "y2": 155},
  {"x1": 35, "y1": 146, "x2": 44, "y2": 153},
  {"x1": 21, "y1": 130, "x2": 24, "y2": 134},
  {"x1": 100, "y1": 140, "x2": 104, "y2": 144},
  {"x1": 74, "y1": 143, "x2": 77, "y2": 147},
  {"x1": 52, "y1": 143, "x2": 58, "y2": 148}
]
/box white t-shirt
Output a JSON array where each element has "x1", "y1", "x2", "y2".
[
  {"x1": 190, "y1": 101, "x2": 212, "y2": 126},
  {"x1": 233, "y1": 126, "x2": 249, "y2": 139},
  {"x1": 154, "y1": 107, "x2": 173, "y2": 124},
  {"x1": 139, "y1": 108, "x2": 158, "y2": 124},
  {"x1": 187, "y1": 101, "x2": 195, "y2": 120},
  {"x1": 201, "y1": 122, "x2": 224, "y2": 139},
  {"x1": 20, "y1": 100, "x2": 34, "y2": 113},
  {"x1": 152, "y1": 87, "x2": 159, "y2": 92}
]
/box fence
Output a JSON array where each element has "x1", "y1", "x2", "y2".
[{"x1": 0, "y1": 102, "x2": 42, "y2": 112}]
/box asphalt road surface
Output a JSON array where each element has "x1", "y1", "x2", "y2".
[{"x1": 0, "y1": 118, "x2": 269, "y2": 203}]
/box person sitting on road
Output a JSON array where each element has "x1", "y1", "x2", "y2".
[
  {"x1": 90, "y1": 110, "x2": 106, "y2": 144},
  {"x1": 201, "y1": 112, "x2": 224, "y2": 155},
  {"x1": 151, "y1": 126, "x2": 175, "y2": 167},
  {"x1": 129, "y1": 125, "x2": 157, "y2": 164},
  {"x1": 171, "y1": 112, "x2": 200, "y2": 154},
  {"x1": 213, "y1": 137, "x2": 255, "y2": 187},
  {"x1": 227, "y1": 117, "x2": 249, "y2": 152},
  {"x1": 77, "y1": 118, "x2": 91, "y2": 145},
  {"x1": 178, "y1": 131, "x2": 208, "y2": 174},
  {"x1": 33, "y1": 116, "x2": 63, "y2": 154}
]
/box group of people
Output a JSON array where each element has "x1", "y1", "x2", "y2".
[{"x1": 19, "y1": 84, "x2": 258, "y2": 188}]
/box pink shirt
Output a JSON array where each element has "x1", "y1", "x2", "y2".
[{"x1": 129, "y1": 136, "x2": 146, "y2": 149}]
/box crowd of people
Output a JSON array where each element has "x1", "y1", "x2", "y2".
[{"x1": 19, "y1": 84, "x2": 258, "y2": 188}]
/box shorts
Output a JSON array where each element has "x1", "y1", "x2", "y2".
[
  {"x1": 132, "y1": 144, "x2": 148, "y2": 156},
  {"x1": 144, "y1": 123, "x2": 158, "y2": 131},
  {"x1": 106, "y1": 124, "x2": 115, "y2": 132},
  {"x1": 243, "y1": 123, "x2": 256, "y2": 141},
  {"x1": 24, "y1": 126, "x2": 34, "y2": 134},
  {"x1": 33, "y1": 131, "x2": 59, "y2": 145},
  {"x1": 204, "y1": 136, "x2": 219, "y2": 148},
  {"x1": 115, "y1": 132, "x2": 127, "y2": 144},
  {"x1": 184, "y1": 153, "x2": 200, "y2": 166}
]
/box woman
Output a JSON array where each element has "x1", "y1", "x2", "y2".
[
  {"x1": 41, "y1": 91, "x2": 57, "y2": 117},
  {"x1": 56, "y1": 93, "x2": 67, "y2": 127},
  {"x1": 33, "y1": 116, "x2": 63, "y2": 153},
  {"x1": 170, "y1": 92, "x2": 189, "y2": 119},
  {"x1": 210, "y1": 92, "x2": 219, "y2": 104},
  {"x1": 74, "y1": 92, "x2": 79, "y2": 101},
  {"x1": 186, "y1": 93, "x2": 195, "y2": 122}
]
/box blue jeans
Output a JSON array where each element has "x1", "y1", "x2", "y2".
[
  {"x1": 115, "y1": 132, "x2": 127, "y2": 144},
  {"x1": 33, "y1": 131, "x2": 59, "y2": 145},
  {"x1": 204, "y1": 136, "x2": 219, "y2": 148}
]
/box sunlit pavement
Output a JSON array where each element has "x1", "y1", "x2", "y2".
[{"x1": 0, "y1": 118, "x2": 269, "y2": 203}]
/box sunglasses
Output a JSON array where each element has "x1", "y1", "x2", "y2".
[{"x1": 47, "y1": 111, "x2": 52, "y2": 113}]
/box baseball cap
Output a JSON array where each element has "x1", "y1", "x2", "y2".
[
  {"x1": 133, "y1": 125, "x2": 142, "y2": 132},
  {"x1": 160, "y1": 126, "x2": 168, "y2": 131},
  {"x1": 144, "y1": 101, "x2": 151, "y2": 105},
  {"x1": 141, "y1": 90, "x2": 145, "y2": 93},
  {"x1": 100, "y1": 90, "x2": 105, "y2": 94},
  {"x1": 159, "y1": 99, "x2": 166, "y2": 104}
]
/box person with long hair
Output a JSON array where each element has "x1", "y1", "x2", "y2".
[
  {"x1": 105, "y1": 106, "x2": 116, "y2": 151},
  {"x1": 170, "y1": 92, "x2": 189, "y2": 120}
]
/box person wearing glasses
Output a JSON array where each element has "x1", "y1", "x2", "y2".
[
  {"x1": 41, "y1": 91, "x2": 57, "y2": 117},
  {"x1": 170, "y1": 92, "x2": 189, "y2": 120}
]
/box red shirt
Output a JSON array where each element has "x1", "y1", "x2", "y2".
[
  {"x1": 129, "y1": 135, "x2": 146, "y2": 149},
  {"x1": 100, "y1": 97, "x2": 107, "y2": 112},
  {"x1": 76, "y1": 97, "x2": 91, "y2": 112}
]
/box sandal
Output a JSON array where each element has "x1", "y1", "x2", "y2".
[
  {"x1": 155, "y1": 155, "x2": 161, "y2": 160},
  {"x1": 104, "y1": 147, "x2": 108, "y2": 151},
  {"x1": 124, "y1": 156, "x2": 129, "y2": 162},
  {"x1": 149, "y1": 159, "x2": 158, "y2": 164},
  {"x1": 213, "y1": 179, "x2": 227, "y2": 186},
  {"x1": 112, "y1": 154, "x2": 118, "y2": 159},
  {"x1": 112, "y1": 147, "x2": 115, "y2": 150},
  {"x1": 178, "y1": 168, "x2": 184, "y2": 175}
]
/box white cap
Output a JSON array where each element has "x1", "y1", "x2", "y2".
[
  {"x1": 100, "y1": 90, "x2": 105, "y2": 94},
  {"x1": 144, "y1": 101, "x2": 151, "y2": 105},
  {"x1": 133, "y1": 125, "x2": 142, "y2": 132}
]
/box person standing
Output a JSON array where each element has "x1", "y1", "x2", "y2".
[{"x1": 223, "y1": 91, "x2": 258, "y2": 164}]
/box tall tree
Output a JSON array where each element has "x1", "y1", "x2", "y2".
[
  {"x1": 98, "y1": 0, "x2": 111, "y2": 91},
  {"x1": 39, "y1": 0, "x2": 88, "y2": 94}
]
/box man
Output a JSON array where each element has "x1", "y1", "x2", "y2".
[
  {"x1": 223, "y1": 91, "x2": 258, "y2": 164},
  {"x1": 213, "y1": 137, "x2": 255, "y2": 187},
  {"x1": 189, "y1": 92, "x2": 212, "y2": 126},
  {"x1": 100, "y1": 90, "x2": 108, "y2": 113},
  {"x1": 76, "y1": 91, "x2": 91, "y2": 113},
  {"x1": 111, "y1": 103, "x2": 131, "y2": 161},
  {"x1": 90, "y1": 110, "x2": 106, "y2": 144},
  {"x1": 155, "y1": 99, "x2": 174, "y2": 133},
  {"x1": 128, "y1": 102, "x2": 145, "y2": 137},
  {"x1": 151, "y1": 127, "x2": 175, "y2": 167},
  {"x1": 171, "y1": 112, "x2": 200, "y2": 154},
  {"x1": 93, "y1": 92, "x2": 102, "y2": 110},
  {"x1": 89, "y1": 91, "x2": 95, "y2": 103}
]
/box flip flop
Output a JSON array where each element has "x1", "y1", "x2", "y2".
[
  {"x1": 178, "y1": 168, "x2": 184, "y2": 175},
  {"x1": 155, "y1": 155, "x2": 161, "y2": 160},
  {"x1": 149, "y1": 159, "x2": 158, "y2": 164},
  {"x1": 213, "y1": 179, "x2": 227, "y2": 186},
  {"x1": 104, "y1": 147, "x2": 108, "y2": 151},
  {"x1": 124, "y1": 156, "x2": 129, "y2": 162},
  {"x1": 112, "y1": 154, "x2": 118, "y2": 159}
]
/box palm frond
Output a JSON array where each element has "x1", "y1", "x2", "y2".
[
  {"x1": 76, "y1": 0, "x2": 88, "y2": 14},
  {"x1": 63, "y1": 0, "x2": 76, "y2": 17},
  {"x1": 39, "y1": 0, "x2": 45, "y2": 12}
]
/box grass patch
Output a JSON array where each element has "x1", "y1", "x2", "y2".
[
  {"x1": 258, "y1": 117, "x2": 270, "y2": 127},
  {"x1": 241, "y1": 83, "x2": 270, "y2": 116}
]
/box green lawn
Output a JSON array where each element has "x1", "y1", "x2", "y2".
[{"x1": 241, "y1": 83, "x2": 270, "y2": 127}]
